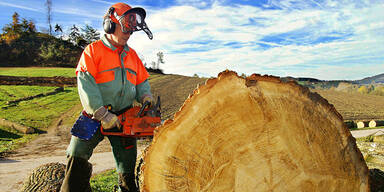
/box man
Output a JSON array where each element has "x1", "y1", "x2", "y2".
[{"x1": 60, "y1": 2, "x2": 153, "y2": 192}]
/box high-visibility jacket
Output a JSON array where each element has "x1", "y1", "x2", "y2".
[{"x1": 76, "y1": 35, "x2": 151, "y2": 115}]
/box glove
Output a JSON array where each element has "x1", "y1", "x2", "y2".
[
  {"x1": 142, "y1": 95, "x2": 154, "y2": 107},
  {"x1": 93, "y1": 106, "x2": 121, "y2": 130}
]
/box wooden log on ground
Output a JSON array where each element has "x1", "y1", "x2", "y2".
[
  {"x1": 0, "y1": 118, "x2": 34, "y2": 134},
  {"x1": 140, "y1": 70, "x2": 369, "y2": 191},
  {"x1": 369, "y1": 120, "x2": 377, "y2": 128},
  {"x1": 20, "y1": 162, "x2": 65, "y2": 192},
  {"x1": 357, "y1": 121, "x2": 365, "y2": 129}
]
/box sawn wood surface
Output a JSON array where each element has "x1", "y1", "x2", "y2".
[{"x1": 141, "y1": 70, "x2": 369, "y2": 192}]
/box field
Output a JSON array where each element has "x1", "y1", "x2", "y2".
[
  {"x1": 0, "y1": 85, "x2": 78, "y2": 131},
  {"x1": 0, "y1": 67, "x2": 76, "y2": 77},
  {"x1": 314, "y1": 89, "x2": 384, "y2": 121},
  {"x1": 0, "y1": 67, "x2": 383, "y2": 190}
]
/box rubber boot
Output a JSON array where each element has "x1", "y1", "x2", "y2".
[
  {"x1": 118, "y1": 172, "x2": 138, "y2": 192},
  {"x1": 60, "y1": 156, "x2": 93, "y2": 192}
]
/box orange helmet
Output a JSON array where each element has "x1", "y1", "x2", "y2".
[{"x1": 103, "y1": 2, "x2": 153, "y2": 39}]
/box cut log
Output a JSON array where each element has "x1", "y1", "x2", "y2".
[
  {"x1": 0, "y1": 118, "x2": 34, "y2": 134},
  {"x1": 20, "y1": 162, "x2": 65, "y2": 192},
  {"x1": 141, "y1": 71, "x2": 369, "y2": 191},
  {"x1": 357, "y1": 121, "x2": 365, "y2": 129},
  {"x1": 369, "y1": 120, "x2": 377, "y2": 128}
]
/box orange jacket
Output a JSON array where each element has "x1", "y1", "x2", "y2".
[{"x1": 76, "y1": 35, "x2": 151, "y2": 114}]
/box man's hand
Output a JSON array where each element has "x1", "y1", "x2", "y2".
[
  {"x1": 93, "y1": 106, "x2": 121, "y2": 130},
  {"x1": 142, "y1": 95, "x2": 154, "y2": 107}
]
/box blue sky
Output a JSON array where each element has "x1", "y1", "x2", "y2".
[{"x1": 0, "y1": 0, "x2": 383, "y2": 80}]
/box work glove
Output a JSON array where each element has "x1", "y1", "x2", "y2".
[
  {"x1": 93, "y1": 106, "x2": 121, "y2": 130},
  {"x1": 142, "y1": 95, "x2": 154, "y2": 107}
]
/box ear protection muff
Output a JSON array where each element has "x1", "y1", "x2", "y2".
[{"x1": 103, "y1": 7, "x2": 115, "y2": 34}]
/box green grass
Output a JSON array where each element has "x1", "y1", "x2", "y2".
[
  {"x1": 356, "y1": 135, "x2": 375, "y2": 142},
  {"x1": 0, "y1": 85, "x2": 58, "y2": 106},
  {"x1": 90, "y1": 169, "x2": 119, "y2": 192},
  {"x1": 0, "y1": 67, "x2": 76, "y2": 77},
  {"x1": 0, "y1": 125, "x2": 38, "y2": 155},
  {"x1": 0, "y1": 86, "x2": 79, "y2": 131}
]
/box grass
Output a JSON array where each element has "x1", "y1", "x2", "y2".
[
  {"x1": 0, "y1": 85, "x2": 58, "y2": 106},
  {"x1": 0, "y1": 85, "x2": 79, "y2": 153},
  {"x1": 0, "y1": 125, "x2": 38, "y2": 155},
  {"x1": 0, "y1": 67, "x2": 76, "y2": 77},
  {"x1": 0, "y1": 86, "x2": 79, "y2": 131},
  {"x1": 356, "y1": 140, "x2": 384, "y2": 171},
  {"x1": 90, "y1": 169, "x2": 119, "y2": 192}
]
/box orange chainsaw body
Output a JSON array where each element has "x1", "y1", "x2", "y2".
[{"x1": 101, "y1": 97, "x2": 161, "y2": 137}]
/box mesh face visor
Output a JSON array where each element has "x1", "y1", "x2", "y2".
[{"x1": 114, "y1": 9, "x2": 153, "y2": 40}]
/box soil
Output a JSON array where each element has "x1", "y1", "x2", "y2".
[{"x1": 0, "y1": 75, "x2": 76, "y2": 87}]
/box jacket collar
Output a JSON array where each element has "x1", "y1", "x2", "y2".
[{"x1": 101, "y1": 34, "x2": 129, "y2": 52}]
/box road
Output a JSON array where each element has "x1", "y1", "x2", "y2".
[{"x1": 350, "y1": 128, "x2": 384, "y2": 138}]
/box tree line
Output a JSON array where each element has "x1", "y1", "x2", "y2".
[
  {"x1": 0, "y1": 12, "x2": 99, "y2": 67},
  {"x1": 0, "y1": 11, "x2": 165, "y2": 73}
]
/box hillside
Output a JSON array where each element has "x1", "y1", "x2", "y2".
[
  {"x1": 357, "y1": 73, "x2": 384, "y2": 84},
  {"x1": 147, "y1": 73, "x2": 207, "y2": 120},
  {"x1": 149, "y1": 72, "x2": 384, "y2": 122}
]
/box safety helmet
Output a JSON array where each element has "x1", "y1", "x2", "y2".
[{"x1": 103, "y1": 2, "x2": 153, "y2": 40}]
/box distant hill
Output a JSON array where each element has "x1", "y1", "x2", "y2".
[
  {"x1": 355, "y1": 73, "x2": 384, "y2": 84},
  {"x1": 283, "y1": 73, "x2": 384, "y2": 85}
]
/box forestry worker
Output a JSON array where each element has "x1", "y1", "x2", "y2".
[{"x1": 60, "y1": 2, "x2": 154, "y2": 192}]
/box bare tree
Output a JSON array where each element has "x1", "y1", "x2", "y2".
[
  {"x1": 151, "y1": 61, "x2": 156, "y2": 69},
  {"x1": 156, "y1": 51, "x2": 164, "y2": 69},
  {"x1": 45, "y1": 0, "x2": 52, "y2": 35}
]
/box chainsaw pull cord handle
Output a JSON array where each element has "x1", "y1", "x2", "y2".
[{"x1": 137, "y1": 101, "x2": 150, "y2": 117}]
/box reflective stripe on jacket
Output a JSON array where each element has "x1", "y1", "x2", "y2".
[{"x1": 76, "y1": 34, "x2": 151, "y2": 115}]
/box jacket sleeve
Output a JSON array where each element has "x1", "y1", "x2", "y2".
[
  {"x1": 76, "y1": 45, "x2": 103, "y2": 114},
  {"x1": 136, "y1": 79, "x2": 152, "y2": 103}
]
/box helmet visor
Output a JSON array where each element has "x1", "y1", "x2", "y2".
[
  {"x1": 115, "y1": 9, "x2": 153, "y2": 39},
  {"x1": 119, "y1": 12, "x2": 140, "y2": 33}
]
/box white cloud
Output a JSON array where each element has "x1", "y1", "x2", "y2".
[
  {"x1": 54, "y1": 7, "x2": 101, "y2": 19},
  {"x1": 0, "y1": 1, "x2": 41, "y2": 12},
  {"x1": 127, "y1": 0, "x2": 384, "y2": 80}
]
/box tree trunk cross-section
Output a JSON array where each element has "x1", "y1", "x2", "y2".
[{"x1": 141, "y1": 70, "x2": 369, "y2": 192}]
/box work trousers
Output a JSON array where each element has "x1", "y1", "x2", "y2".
[{"x1": 60, "y1": 128, "x2": 138, "y2": 192}]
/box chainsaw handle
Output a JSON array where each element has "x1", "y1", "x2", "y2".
[{"x1": 137, "y1": 101, "x2": 150, "y2": 117}]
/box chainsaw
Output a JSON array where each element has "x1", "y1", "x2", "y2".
[{"x1": 100, "y1": 96, "x2": 161, "y2": 137}]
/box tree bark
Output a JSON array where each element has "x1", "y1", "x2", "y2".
[{"x1": 141, "y1": 70, "x2": 369, "y2": 191}]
